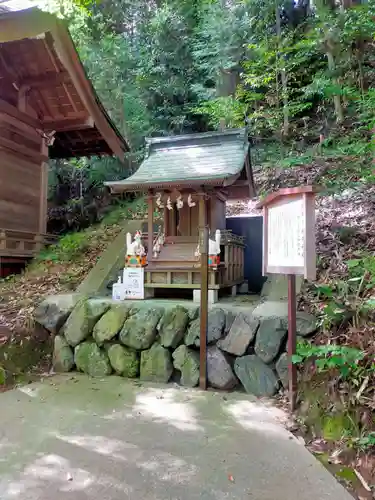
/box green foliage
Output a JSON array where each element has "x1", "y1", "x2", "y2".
[
  {"x1": 101, "y1": 198, "x2": 147, "y2": 226},
  {"x1": 346, "y1": 254, "x2": 375, "y2": 289},
  {"x1": 311, "y1": 254, "x2": 375, "y2": 330},
  {"x1": 354, "y1": 432, "x2": 375, "y2": 451},
  {"x1": 322, "y1": 414, "x2": 355, "y2": 442},
  {"x1": 37, "y1": 197, "x2": 146, "y2": 264},
  {"x1": 293, "y1": 341, "x2": 366, "y2": 379},
  {"x1": 37, "y1": 232, "x2": 89, "y2": 263},
  {"x1": 192, "y1": 97, "x2": 246, "y2": 129},
  {"x1": 44, "y1": 0, "x2": 375, "y2": 231},
  {"x1": 294, "y1": 337, "x2": 375, "y2": 414}
]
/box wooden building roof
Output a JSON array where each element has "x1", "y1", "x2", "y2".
[
  {"x1": 0, "y1": 7, "x2": 128, "y2": 159},
  {"x1": 105, "y1": 128, "x2": 255, "y2": 198}
]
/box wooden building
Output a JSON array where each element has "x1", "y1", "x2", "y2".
[
  {"x1": 0, "y1": 7, "x2": 128, "y2": 276},
  {"x1": 106, "y1": 128, "x2": 255, "y2": 303}
]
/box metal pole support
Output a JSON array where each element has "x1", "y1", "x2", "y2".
[
  {"x1": 199, "y1": 225, "x2": 209, "y2": 390},
  {"x1": 287, "y1": 274, "x2": 297, "y2": 411}
]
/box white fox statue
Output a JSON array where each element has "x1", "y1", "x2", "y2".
[
  {"x1": 194, "y1": 229, "x2": 221, "y2": 258},
  {"x1": 126, "y1": 231, "x2": 145, "y2": 256},
  {"x1": 209, "y1": 229, "x2": 221, "y2": 255}
]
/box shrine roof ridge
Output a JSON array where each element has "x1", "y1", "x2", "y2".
[
  {"x1": 145, "y1": 127, "x2": 246, "y2": 145},
  {"x1": 105, "y1": 128, "x2": 251, "y2": 193}
]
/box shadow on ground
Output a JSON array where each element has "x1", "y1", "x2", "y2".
[{"x1": 0, "y1": 375, "x2": 352, "y2": 500}]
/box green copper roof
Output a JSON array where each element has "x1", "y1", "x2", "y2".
[{"x1": 105, "y1": 128, "x2": 249, "y2": 192}]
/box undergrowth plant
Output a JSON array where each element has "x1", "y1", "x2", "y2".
[
  {"x1": 293, "y1": 341, "x2": 367, "y2": 379},
  {"x1": 35, "y1": 199, "x2": 146, "y2": 265},
  {"x1": 293, "y1": 339, "x2": 375, "y2": 424},
  {"x1": 354, "y1": 432, "x2": 375, "y2": 451},
  {"x1": 37, "y1": 232, "x2": 90, "y2": 263},
  {"x1": 314, "y1": 254, "x2": 375, "y2": 331}
]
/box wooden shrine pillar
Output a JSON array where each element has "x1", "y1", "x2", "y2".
[
  {"x1": 198, "y1": 192, "x2": 207, "y2": 233},
  {"x1": 39, "y1": 139, "x2": 49, "y2": 237},
  {"x1": 147, "y1": 190, "x2": 153, "y2": 261},
  {"x1": 171, "y1": 201, "x2": 177, "y2": 237},
  {"x1": 164, "y1": 203, "x2": 169, "y2": 237}
]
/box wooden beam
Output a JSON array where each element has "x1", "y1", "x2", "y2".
[
  {"x1": 44, "y1": 35, "x2": 79, "y2": 115},
  {"x1": 0, "y1": 9, "x2": 128, "y2": 158},
  {"x1": 227, "y1": 185, "x2": 258, "y2": 201},
  {"x1": 17, "y1": 86, "x2": 30, "y2": 112},
  {"x1": 0, "y1": 112, "x2": 41, "y2": 141},
  {"x1": 144, "y1": 283, "x2": 220, "y2": 289},
  {"x1": 38, "y1": 162, "x2": 49, "y2": 234},
  {"x1": 0, "y1": 99, "x2": 41, "y2": 130},
  {"x1": 43, "y1": 116, "x2": 94, "y2": 133},
  {"x1": 19, "y1": 71, "x2": 71, "y2": 89},
  {"x1": 0, "y1": 51, "x2": 19, "y2": 88},
  {"x1": 244, "y1": 152, "x2": 256, "y2": 198},
  {"x1": 186, "y1": 201, "x2": 191, "y2": 236},
  {"x1": 148, "y1": 190, "x2": 154, "y2": 262},
  {"x1": 0, "y1": 126, "x2": 41, "y2": 152},
  {"x1": 230, "y1": 179, "x2": 250, "y2": 187},
  {"x1": 163, "y1": 205, "x2": 169, "y2": 238},
  {"x1": 0, "y1": 136, "x2": 48, "y2": 163},
  {"x1": 215, "y1": 190, "x2": 228, "y2": 203},
  {"x1": 39, "y1": 139, "x2": 49, "y2": 235},
  {"x1": 170, "y1": 203, "x2": 176, "y2": 237},
  {"x1": 51, "y1": 23, "x2": 128, "y2": 157}
]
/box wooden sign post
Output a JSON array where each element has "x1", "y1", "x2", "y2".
[
  {"x1": 257, "y1": 186, "x2": 317, "y2": 411},
  {"x1": 199, "y1": 225, "x2": 209, "y2": 390}
]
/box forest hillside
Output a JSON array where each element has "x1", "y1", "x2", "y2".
[
  {"x1": 46, "y1": 0, "x2": 374, "y2": 234},
  {"x1": 0, "y1": 0, "x2": 374, "y2": 494}
]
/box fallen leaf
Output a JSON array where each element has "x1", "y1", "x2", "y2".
[{"x1": 328, "y1": 448, "x2": 343, "y2": 465}]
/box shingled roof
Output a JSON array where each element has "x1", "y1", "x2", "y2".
[{"x1": 105, "y1": 128, "x2": 251, "y2": 193}]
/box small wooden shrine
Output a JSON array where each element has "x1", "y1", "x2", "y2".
[
  {"x1": 0, "y1": 7, "x2": 128, "y2": 276},
  {"x1": 106, "y1": 128, "x2": 255, "y2": 302}
]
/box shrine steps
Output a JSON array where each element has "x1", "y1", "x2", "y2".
[
  {"x1": 154, "y1": 242, "x2": 198, "y2": 264},
  {"x1": 146, "y1": 264, "x2": 200, "y2": 271}
]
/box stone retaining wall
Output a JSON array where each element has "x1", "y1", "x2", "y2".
[{"x1": 35, "y1": 295, "x2": 317, "y2": 397}]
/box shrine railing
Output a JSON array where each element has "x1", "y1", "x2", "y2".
[
  {"x1": 0, "y1": 229, "x2": 57, "y2": 258},
  {"x1": 219, "y1": 230, "x2": 245, "y2": 246},
  {"x1": 137, "y1": 229, "x2": 245, "y2": 288}
]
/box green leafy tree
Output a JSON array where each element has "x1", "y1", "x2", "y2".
[{"x1": 42, "y1": 0, "x2": 375, "y2": 233}]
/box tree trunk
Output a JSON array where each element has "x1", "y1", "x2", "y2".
[
  {"x1": 357, "y1": 52, "x2": 365, "y2": 98},
  {"x1": 326, "y1": 48, "x2": 344, "y2": 123},
  {"x1": 275, "y1": 2, "x2": 289, "y2": 137}
]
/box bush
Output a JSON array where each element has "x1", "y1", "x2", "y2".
[
  {"x1": 314, "y1": 254, "x2": 375, "y2": 331},
  {"x1": 37, "y1": 232, "x2": 89, "y2": 264},
  {"x1": 293, "y1": 341, "x2": 366, "y2": 379}
]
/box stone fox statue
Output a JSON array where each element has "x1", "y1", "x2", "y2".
[
  {"x1": 195, "y1": 229, "x2": 221, "y2": 258},
  {"x1": 126, "y1": 231, "x2": 145, "y2": 256},
  {"x1": 209, "y1": 229, "x2": 221, "y2": 255}
]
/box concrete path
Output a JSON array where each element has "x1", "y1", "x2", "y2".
[{"x1": 0, "y1": 375, "x2": 352, "y2": 500}]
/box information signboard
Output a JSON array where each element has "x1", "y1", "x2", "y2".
[
  {"x1": 257, "y1": 186, "x2": 317, "y2": 411},
  {"x1": 122, "y1": 267, "x2": 145, "y2": 300},
  {"x1": 260, "y1": 186, "x2": 316, "y2": 280}
]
